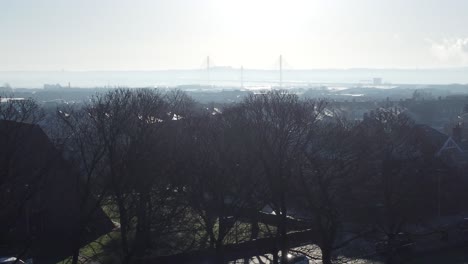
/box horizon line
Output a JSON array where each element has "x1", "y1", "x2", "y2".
[{"x1": 2, "y1": 66, "x2": 468, "y2": 72}]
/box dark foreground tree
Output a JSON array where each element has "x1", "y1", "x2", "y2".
[
  {"x1": 185, "y1": 108, "x2": 264, "y2": 263},
  {"x1": 296, "y1": 116, "x2": 372, "y2": 264},
  {"x1": 359, "y1": 108, "x2": 438, "y2": 263},
  {"x1": 233, "y1": 91, "x2": 326, "y2": 263},
  {"x1": 0, "y1": 97, "x2": 44, "y2": 259},
  {"x1": 58, "y1": 89, "x2": 196, "y2": 263}
]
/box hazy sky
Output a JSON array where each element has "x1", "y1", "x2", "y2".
[{"x1": 2, "y1": 0, "x2": 468, "y2": 71}]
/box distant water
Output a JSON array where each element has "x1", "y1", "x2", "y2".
[{"x1": 1, "y1": 68, "x2": 468, "y2": 88}]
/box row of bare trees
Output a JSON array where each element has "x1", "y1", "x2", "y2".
[
  {"x1": 1, "y1": 89, "x2": 460, "y2": 264},
  {"x1": 54, "y1": 89, "x2": 198, "y2": 263}
]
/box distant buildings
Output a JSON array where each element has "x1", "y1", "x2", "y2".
[
  {"x1": 373, "y1": 77, "x2": 383, "y2": 86},
  {"x1": 0, "y1": 84, "x2": 13, "y2": 93},
  {"x1": 43, "y1": 83, "x2": 64, "y2": 90}
]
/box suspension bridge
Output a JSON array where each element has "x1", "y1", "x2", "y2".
[{"x1": 196, "y1": 55, "x2": 306, "y2": 89}]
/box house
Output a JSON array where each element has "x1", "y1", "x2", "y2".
[
  {"x1": 0, "y1": 120, "x2": 113, "y2": 263},
  {"x1": 436, "y1": 122, "x2": 468, "y2": 168}
]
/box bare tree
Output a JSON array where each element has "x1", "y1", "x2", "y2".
[
  {"x1": 64, "y1": 89, "x2": 198, "y2": 263},
  {"x1": 233, "y1": 91, "x2": 326, "y2": 263},
  {"x1": 297, "y1": 116, "x2": 370, "y2": 264},
  {"x1": 185, "y1": 108, "x2": 262, "y2": 263},
  {"x1": 358, "y1": 108, "x2": 435, "y2": 263},
  {"x1": 55, "y1": 103, "x2": 111, "y2": 264}
]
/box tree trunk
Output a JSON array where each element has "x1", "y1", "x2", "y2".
[
  {"x1": 321, "y1": 246, "x2": 333, "y2": 264},
  {"x1": 207, "y1": 220, "x2": 216, "y2": 249},
  {"x1": 71, "y1": 250, "x2": 79, "y2": 264},
  {"x1": 135, "y1": 190, "x2": 151, "y2": 261},
  {"x1": 215, "y1": 217, "x2": 227, "y2": 263},
  {"x1": 215, "y1": 242, "x2": 225, "y2": 264},
  {"x1": 71, "y1": 223, "x2": 84, "y2": 264},
  {"x1": 244, "y1": 219, "x2": 260, "y2": 263},
  {"x1": 250, "y1": 220, "x2": 260, "y2": 240},
  {"x1": 279, "y1": 194, "x2": 288, "y2": 264},
  {"x1": 117, "y1": 196, "x2": 130, "y2": 263},
  {"x1": 272, "y1": 249, "x2": 279, "y2": 264}
]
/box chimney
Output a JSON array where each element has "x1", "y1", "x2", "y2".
[{"x1": 453, "y1": 123, "x2": 462, "y2": 142}]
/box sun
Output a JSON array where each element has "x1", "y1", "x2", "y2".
[{"x1": 210, "y1": 0, "x2": 322, "y2": 39}]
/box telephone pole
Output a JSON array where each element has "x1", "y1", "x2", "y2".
[
  {"x1": 207, "y1": 56, "x2": 211, "y2": 86},
  {"x1": 279, "y1": 55, "x2": 283, "y2": 88},
  {"x1": 241, "y1": 65, "x2": 244, "y2": 89}
]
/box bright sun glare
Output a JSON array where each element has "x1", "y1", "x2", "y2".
[{"x1": 211, "y1": 0, "x2": 322, "y2": 38}]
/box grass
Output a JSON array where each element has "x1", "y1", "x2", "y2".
[
  {"x1": 54, "y1": 203, "x2": 280, "y2": 264},
  {"x1": 56, "y1": 231, "x2": 121, "y2": 264}
]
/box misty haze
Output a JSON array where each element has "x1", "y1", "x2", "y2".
[{"x1": 2, "y1": 1, "x2": 468, "y2": 264}]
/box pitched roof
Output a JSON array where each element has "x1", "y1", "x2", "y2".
[{"x1": 0, "y1": 120, "x2": 113, "y2": 260}]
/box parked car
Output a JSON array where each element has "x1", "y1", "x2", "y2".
[
  {"x1": 282, "y1": 253, "x2": 309, "y2": 264},
  {"x1": 0, "y1": 257, "x2": 25, "y2": 264},
  {"x1": 0, "y1": 257, "x2": 32, "y2": 264}
]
